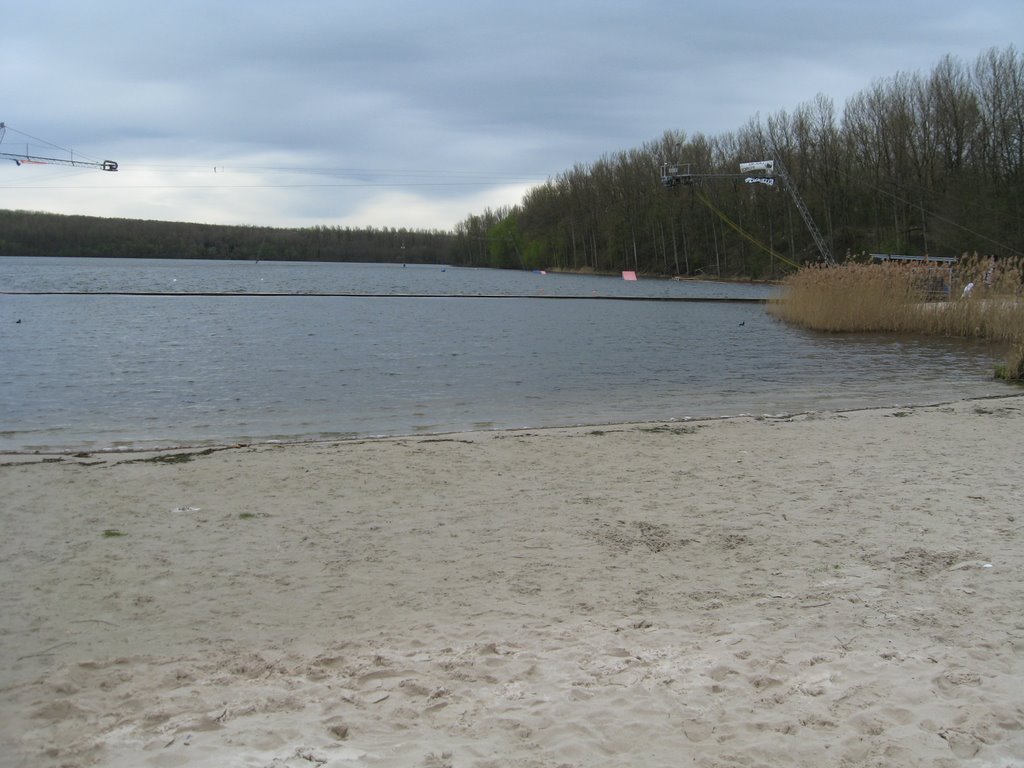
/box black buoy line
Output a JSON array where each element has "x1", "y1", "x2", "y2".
[{"x1": 2, "y1": 291, "x2": 767, "y2": 303}]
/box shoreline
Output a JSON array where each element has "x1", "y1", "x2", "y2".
[
  {"x1": 3, "y1": 394, "x2": 1023, "y2": 766},
  {"x1": 5, "y1": 392, "x2": 1022, "y2": 459}
]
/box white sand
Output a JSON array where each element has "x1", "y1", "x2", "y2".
[{"x1": 2, "y1": 395, "x2": 1023, "y2": 767}]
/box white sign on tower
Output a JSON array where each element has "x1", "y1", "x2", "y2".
[{"x1": 739, "y1": 160, "x2": 774, "y2": 174}]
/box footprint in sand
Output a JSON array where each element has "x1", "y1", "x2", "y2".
[
  {"x1": 680, "y1": 719, "x2": 714, "y2": 742},
  {"x1": 423, "y1": 751, "x2": 454, "y2": 768},
  {"x1": 939, "y1": 728, "x2": 981, "y2": 759}
]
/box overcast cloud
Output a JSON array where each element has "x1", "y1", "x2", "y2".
[{"x1": 2, "y1": 0, "x2": 1021, "y2": 231}]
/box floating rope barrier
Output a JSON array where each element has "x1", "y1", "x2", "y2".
[{"x1": 1, "y1": 291, "x2": 767, "y2": 302}]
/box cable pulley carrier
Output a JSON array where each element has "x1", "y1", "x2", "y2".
[
  {"x1": 0, "y1": 122, "x2": 118, "y2": 171},
  {"x1": 661, "y1": 157, "x2": 834, "y2": 266}
]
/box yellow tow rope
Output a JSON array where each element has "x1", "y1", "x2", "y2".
[{"x1": 693, "y1": 188, "x2": 801, "y2": 270}]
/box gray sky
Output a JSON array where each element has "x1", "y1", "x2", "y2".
[{"x1": 2, "y1": 0, "x2": 1021, "y2": 231}]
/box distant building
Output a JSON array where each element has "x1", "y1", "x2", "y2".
[{"x1": 870, "y1": 253, "x2": 956, "y2": 298}]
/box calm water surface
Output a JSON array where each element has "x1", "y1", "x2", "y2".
[
  {"x1": 0, "y1": 256, "x2": 769, "y2": 298},
  {"x1": 0, "y1": 257, "x2": 1012, "y2": 452}
]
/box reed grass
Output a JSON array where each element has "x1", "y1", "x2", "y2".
[{"x1": 768, "y1": 256, "x2": 1024, "y2": 379}]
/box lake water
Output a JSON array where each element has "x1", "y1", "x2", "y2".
[{"x1": 0, "y1": 256, "x2": 1012, "y2": 452}]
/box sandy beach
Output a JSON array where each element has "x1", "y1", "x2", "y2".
[{"x1": 2, "y1": 395, "x2": 1023, "y2": 767}]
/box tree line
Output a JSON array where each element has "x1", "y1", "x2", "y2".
[
  {"x1": 0, "y1": 210, "x2": 460, "y2": 264},
  {"x1": 456, "y1": 45, "x2": 1024, "y2": 279},
  {"x1": 3, "y1": 46, "x2": 1021, "y2": 279}
]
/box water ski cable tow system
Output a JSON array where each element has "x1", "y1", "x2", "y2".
[
  {"x1": 0, "y1": 122, "x2": 118, "y2": 171},
  {"x1": 661, "y1": 157, "x2": 835, "y2": 266}
]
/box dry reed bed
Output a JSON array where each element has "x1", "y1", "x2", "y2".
[{"x1": 768, "y1": 257, "x2": 1024, "y2": 379}]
